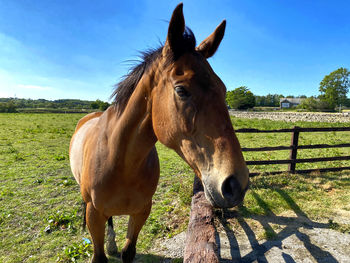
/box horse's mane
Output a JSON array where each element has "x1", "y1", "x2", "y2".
[{"x1": 111, "y1": 28, "x2": 196, "y2": 114}]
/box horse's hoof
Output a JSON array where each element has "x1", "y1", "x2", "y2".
[
  {"x1": 91, "y1": 254, "x2": 108, "y2": 263},
  {"x1": 121, "y1": 245, "x2": 136, "y2": 263}
]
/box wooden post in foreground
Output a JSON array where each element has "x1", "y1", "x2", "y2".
[
  {"x1": 288, "y1": 126, "x2": 300, "y2": 173},
  {"x1": 183, "y1": 175, "x2": 219, "y2": 263}
]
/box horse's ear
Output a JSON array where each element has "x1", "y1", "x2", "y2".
[
  {"x1": 196, "y1": 20, "x2": 226, "y2": 58},
  {"x1": 164, "y1": 3, "x2": 185, "y2": 57}
]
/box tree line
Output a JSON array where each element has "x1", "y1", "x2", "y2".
[
  {"x1": 226, "y1": 67, "x2": 350, "y2": 111},
  {"x1": 1, "y1": 68, "x2": 349, "y2": 113},
  {"x1": 0, "y1": 98, "x2": 110, "y2": 113}
]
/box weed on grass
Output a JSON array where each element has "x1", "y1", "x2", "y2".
[
  {"x1": 57, "y1": 238, "x2": 92, "y2": 263},
  {"x1": 0, "y1": 188, "x2": 14, "y2": 197},
  {"x1": 44, "y1": 210, "x2": 79, "y2": 234},
  {"x1": 55, "y1": 154, "x2": 66, "y2": 161}
]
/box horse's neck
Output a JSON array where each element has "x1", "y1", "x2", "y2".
[{"x1": 107, "y1": 74, "x2": 157, "y2": 171}]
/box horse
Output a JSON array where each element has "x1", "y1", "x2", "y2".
[{"x1": 69, "y1": 3, "x2": 249, "y2": 263}]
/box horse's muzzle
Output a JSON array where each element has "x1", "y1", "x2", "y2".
[{"x1": 202, "y1": 174, "x2": 250, "y2": 208}]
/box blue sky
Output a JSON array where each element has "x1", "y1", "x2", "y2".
[{"x1": 1, "y1": 0, "x2": 349, "y2": 101}]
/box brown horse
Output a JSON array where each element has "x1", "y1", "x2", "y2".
[{"x1": 69, "y1": 3, "x2": 249, "y2": 263}]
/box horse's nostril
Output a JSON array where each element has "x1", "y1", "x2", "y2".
[{"x1": 221, "y1": 175, "x2": 240, "y2": 200}]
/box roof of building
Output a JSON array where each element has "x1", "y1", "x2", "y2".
[{"x1": 280, "y1": 98, "x2": 304, "y2": 104}]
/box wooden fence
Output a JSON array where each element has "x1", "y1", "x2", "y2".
[
  {"x1": 183, "y1": 126, "x2": 350, "y2": 262},
  {"x1": 236, "y1": 126, "x2": 350, "y2": 176}
]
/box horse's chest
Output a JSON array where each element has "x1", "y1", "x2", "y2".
[
  {"x1": 87, "y1": 143, "x2": 160, "y2": 216},
  {"x1": 92, "y1": 170, "x2": 159, "y2": 216}
]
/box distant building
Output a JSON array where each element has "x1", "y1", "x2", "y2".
[{"x1": 280, "y1": 98, "x2": 304, "y2": 109}]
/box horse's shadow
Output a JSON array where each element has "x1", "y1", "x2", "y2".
[{"x1": 214, "y1": 189, "x2": 339, "y2": 263}]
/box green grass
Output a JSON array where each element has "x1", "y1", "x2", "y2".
[
  {"x1": 0, "y1": 113, "x2": 192, "y2": 263},
  {"x1": 0, "y1": 113, "x2": 349, "y2": 262},
  {"x1": 240, "y1": 171, "x2": 350, "y2": 217}
]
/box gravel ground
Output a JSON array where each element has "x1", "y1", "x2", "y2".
[
  {"x1": 214, "y1": 211, "x2": 350, "y2": 263},
  {"x1": 153, "y1": 211, "x2": 350, "y2": 263}
]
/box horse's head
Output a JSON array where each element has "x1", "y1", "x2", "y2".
[{"x1": 152, "y1": 4, "x2": 249, "y2": 208}]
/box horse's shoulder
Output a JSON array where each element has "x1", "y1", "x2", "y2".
[{"x1": 74, "y1": 111, "x2": 104, "y2": 132}]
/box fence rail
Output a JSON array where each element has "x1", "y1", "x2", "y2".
[
  {"x1": 235, "y1": 126, "x2": 350, "y2": 176},
  {"x1": 236, "y1": 127, "x2": 350, "y2": 133}
]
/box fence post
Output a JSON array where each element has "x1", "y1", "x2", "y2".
[
  {"x1": 288, "y1": 126, "x2": 300, "y2": 173},
  {"x1": 183, "y1": 175, "x2": 219, "y2": 263}
]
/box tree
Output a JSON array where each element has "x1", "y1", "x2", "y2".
[
  {"x1": 319, "y1": 67, "x2": 350, "y2": 110},
  {"x1": 0, "y1": 100, "x2": 17, "y2": 113},
  {"x1": 255, "y1": 94, "x2": 283, "y2": 107},
  {"x1": 226, "y1": 86, "x2": 255, "y2": 110},
  {"x1": 98, "y1": 101, "x2": 110, "y2": 111},
  {"x1": 344, "y1": 98, "x2": 350, "y2": 107},
  {"x1": 90, "y1": 99, "x2": 110, "y2": 111},
  {"x1": 90, "y1": 100, "x2": 100, "y2": 109},
  {"x1": 297, "y1": 97, "x2": 328, "y2": 111}
]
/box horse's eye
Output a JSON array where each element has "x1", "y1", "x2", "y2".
[{"x1": 175, "y1": 86, "x2": 191, "y2": 99}]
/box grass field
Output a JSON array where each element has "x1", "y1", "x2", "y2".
[{"x1": 0, "y1": 113, "x2": 349, "y2": 263}]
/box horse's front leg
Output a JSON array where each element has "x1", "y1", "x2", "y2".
[
  {"x1": 121, "y1": 201, "x2": 152, "y2": 263},
  {"x1": 86, "y1": 202, "x2": 108, "y2": 263}
]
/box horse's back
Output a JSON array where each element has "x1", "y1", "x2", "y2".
[{"x1": 70, "y1": 112, "x2": 103, "y2": 185}]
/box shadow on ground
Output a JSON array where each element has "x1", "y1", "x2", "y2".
[
  {"x1": 107, "y1": 253, "x2": 182, "y2": 263},
  {"x1": 214, "y1": 189, "x2": 348, "y2": 263}
]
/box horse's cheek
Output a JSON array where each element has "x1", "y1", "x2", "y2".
[
  {"x1": 152, "y1": 108, "x2": 177, "y2": 147},
  {"x1": 181, "y1": 103, "x2": 197, "y2": 135}
]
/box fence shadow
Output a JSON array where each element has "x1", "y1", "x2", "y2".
[
  {"x1": 214, "y1": 189, "x2": 339, "y2": 263},
  {"x1": 108, "y1": 253, "x2": 182, "y2": 263}
]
